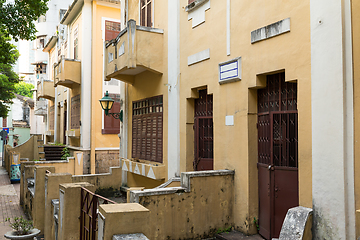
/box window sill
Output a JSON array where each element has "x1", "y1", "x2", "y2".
[
  {"x1": 102, "y1": 129, "x2": 120, "y2": 134},
  {"x1": 185, "y1": 0, "x2": 209, "y2": 12}
]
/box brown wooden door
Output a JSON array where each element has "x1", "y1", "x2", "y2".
[
  {"x1": 194, "y1": 89, "x2": 213, "y2": 171},
  {"x1": 257, "y1": 73, "x2": 299, "y2": 239}
]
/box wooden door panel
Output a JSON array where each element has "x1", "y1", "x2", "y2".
[
  {"x1": 273, "y1": 167, "x2": 299, "y2": 238},
  {"x1": 258, "y1": 163, "x2": 271, "y2": 240}
]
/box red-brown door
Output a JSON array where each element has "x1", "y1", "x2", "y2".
[
  {"x1": 194, "y1": 89, "x2": 213, "y2": 171},
  {"x1": 257, "y1": 73, "x2": 299, "y2": 239}
]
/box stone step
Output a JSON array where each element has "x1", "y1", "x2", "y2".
[{"x1": 215, "y1": 231, "x2": 264, "y2": 240}]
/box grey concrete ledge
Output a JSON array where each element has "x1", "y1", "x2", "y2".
[
  {"x1": 185, "y1": 0, "x2": 209, "y2": 12},
  {"x1": 251, "y1": 18, "x2": 290, "y2": 44},
  {"x1": 130, "y1": 169, "x2": 235, "y2": 203},
  {"x1": 154, "y1": 177, "x2": 180, "y2": 189},
  {"x1": 181, "y1": 169, "x2": 235, "y2": 192},
  {"x1": 113, "y1": 233, "x2": 149, "y2": 240}
]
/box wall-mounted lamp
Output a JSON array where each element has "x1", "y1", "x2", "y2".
[{"x1": 99, "y1": 91, "x2": 123, "y2": 122}]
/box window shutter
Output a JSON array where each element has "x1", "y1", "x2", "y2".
[
  {"x1": 49, "y1": 106, "x2": 54, "y2": 130},
  {"x1": 71, "y1": 95, "x2": 81, "y2": 129},
  {"x1": 102, "y1": 93, "x2": 120, "y2": 134},
  {"x1": 105, "y1": 21, "x2": 121, "y2": 41},
  {"x1": 131, "y1": 95, "x2": 163, "y2": 163}
]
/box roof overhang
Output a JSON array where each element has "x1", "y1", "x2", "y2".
[
  {"x1": 43, "y1": 36, "x2": 58, "y2": 52},
  {"x1": 61, "y1": 0, "x2": 84, "y2": 25}
]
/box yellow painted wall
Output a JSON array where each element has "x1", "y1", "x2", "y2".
[
  {"x1": 352, "y1": 0, "x2": 360, "y2": 237},
  {"x1": 90, "y1": 2, "x2": 121, "y2": 156},
  {"x1": 179, "y1": 0, "x2": 311, "y2": 234},
  {"x1": 123, "y1": 0, "x2": 169, "y2": 179}
]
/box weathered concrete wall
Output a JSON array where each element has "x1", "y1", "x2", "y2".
[
  {"x1": 72, "y1": 167, "x2": 122, "y2": 189},
  {"x1": 33, "y1": 166, "x2": 55, "y2": 233},
  {"x1": 98, "y1": 203, "x2": 150, "y2": 240},
  {"x1": 129, "y1": 170, "x2": 235, "y2": 239},
  {"x1": 44, "y1": 173, "x2": 72, "y2": 240},
  {"x1": 95, "y1": 150, "x2": 120, "y2": 174},
  {"x1": 24, "y1": 166, "x2": 122, "y2": 239},
  {"x1": 5, "y1": 135, "x2": 37, "y2": 162}
]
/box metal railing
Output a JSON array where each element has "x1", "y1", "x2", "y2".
[{"x1": 80, "y1": 187, "x2": 116, "y2": 240}]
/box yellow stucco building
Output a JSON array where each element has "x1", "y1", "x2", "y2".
[
  {"x1": 42, "y1": 0, "x2": 121, "y2": 174},
  {"x1": 32, "y1": 0, "x2": 360, "y2": 239},
  {"x1": 105, "y1": 0, "x2": 360, "y2": 239}
]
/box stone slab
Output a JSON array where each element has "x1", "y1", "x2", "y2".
[
  {"x1": 278, "y1": 206, "x2": 313, "y2": 240},
  {"x1": 113, "y1": 233, "x2": 149, "y2": 240}
]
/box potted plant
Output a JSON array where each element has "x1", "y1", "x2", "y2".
[{"x1": 4, "y1": 217, "x2": 40, "y2": 240}]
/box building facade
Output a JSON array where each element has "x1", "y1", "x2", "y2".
[
  {"x1": 42, "y1": 0, "x2": 121, "y2": 174},
  {"x1": 104, "y1": 0, "x2": 360, "y2": 239}
]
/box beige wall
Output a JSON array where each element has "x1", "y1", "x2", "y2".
[
  {"x1": 352, "y1": 0, "x2": 360, "y2": 238},
  {"x1": 179, "y1": 0, "x2": 311, "y2": 233}
]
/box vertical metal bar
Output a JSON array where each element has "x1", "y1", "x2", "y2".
[{"x1": 80, "y1": 188, "x2": 83, "y2": 240}]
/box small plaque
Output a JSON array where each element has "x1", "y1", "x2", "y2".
[
  {"x1": 225, "y1": 115, "x2": 234, "y2": 126},
  {"x1": 219, "y1": 57, "x2": 241, "y2": 84}
]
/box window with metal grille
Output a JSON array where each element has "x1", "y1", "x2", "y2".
[
  {"x1": 2, "y1": 117, "x2": 6, "y2": 127},
  {"x1": 132, "y1": 95, "x2": 163, "y2": 163},
  {"x1": 49, "y1": 106, "x2": 54, "y2": 130},
  {"x1": 102, "y1": 93, "x2": 120, "y2": 134},
  {"x1": 71, "y1": 95, "x2": 80, "y2": 129},
  {"x1": 140, "y1": 0, "x2": 152, "y2": 27},
  {"x1": 105, "y1": 20, "x2": 121, "y2": 41}
]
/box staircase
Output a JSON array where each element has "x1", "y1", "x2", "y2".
[{"x1": 38, "y1": 143, "x2": 65, "y2": 161}]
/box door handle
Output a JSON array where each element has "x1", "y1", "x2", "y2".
[{"x1": 268, "y1": 165, "x2": 274, "y2": 171}]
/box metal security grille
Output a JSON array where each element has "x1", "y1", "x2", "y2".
[
  {"x1": 71, "y1": 95, "x2": 80, "y2": 129},
  {"x1": 257, "y1": 72, "x2": 299, "y2": 240},
  {"x1": 194, "y1": 89, "x2": 213, "y2": 171},
  {"x1": 49, "y1": 106, "x2": 54, "y2": 130},
  {"x1": 132, "y1": 95, "x2": 163, "y2": 163},
  {"x1": 80, "y1": 187, "x2": 116, "y2": 240},
  {"x1": 257, "y1": 73, "x2": 298, "y2": 167}
]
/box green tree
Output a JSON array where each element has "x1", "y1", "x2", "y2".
[
  {"x1": 0, "y1": 0, "x2": 49, "y2": 118},
  {"x1": 14, "y1": 81, "x2": 34, "y2": 98}
]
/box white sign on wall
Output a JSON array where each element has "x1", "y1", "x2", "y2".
[{"x1": 218, "y1": 57, "x2": 241, "y2": 84}]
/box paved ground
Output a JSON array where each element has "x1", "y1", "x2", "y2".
[{"x1": 0, "y1": 160, "x2": 26, "y2": 240}]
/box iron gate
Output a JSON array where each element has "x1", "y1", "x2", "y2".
[
  {"x1": 194, "y1": 89, "x2": 213, "y2": 171},
  {"x1": 80, "y1": 187, "x2": 116, "y2": 240},
  {"x1": 257, "y1": 73, "x2": 299, "y2": 239}
]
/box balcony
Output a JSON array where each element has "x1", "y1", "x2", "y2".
[
  {"x1": 34, "y1": 100, "x2": 47, "y2": 116},
  {"x1": 37, "y1": 79, "x2": 55, "y2": 100},
  {"x1": 65, "y1": 129, "x2": 80, "y2": 138},
  {"x1": 105, "y1": 19, "x2": 164, "y2": 84},
  {"x1": 121, "y1": 158, "x2": 165, "y2": 180},
  {"x1": 54, "y1": 56, "x2": 81, "y2": 88}
]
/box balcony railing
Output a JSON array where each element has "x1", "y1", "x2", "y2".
[
  {"x1": 37, "y1": 79, "x2": 55, "y2": 100},
  {"x1": 105, "y1": 19, "x2": 164, "y2": 84},
  {"x1": 54, "y1": 56, "x2": 81, "y2": 88}
]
